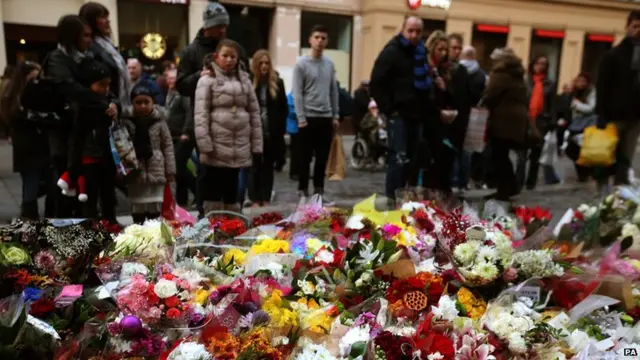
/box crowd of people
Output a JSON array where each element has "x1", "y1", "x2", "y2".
[
  {"x1": 2, "y1": 0, "x2": 640, "y2": 223},
  {"x1": 365, "y1": 11, "x2": 640, "y2": 205}
]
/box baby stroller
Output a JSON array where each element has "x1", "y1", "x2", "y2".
[{"x1": 351, "y1": 111, "x2": 388, "y2": 170}]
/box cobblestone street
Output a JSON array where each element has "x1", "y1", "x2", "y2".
[{"x1": 0, "y1": 138, "x2": 623, "y2": 225}]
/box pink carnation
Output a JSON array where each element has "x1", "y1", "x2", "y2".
[{"x1": 382, "y1": 224, "x2": 402, "y2": 239}]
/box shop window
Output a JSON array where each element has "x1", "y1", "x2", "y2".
[
  {"x1": 117, "y1": 0, "x2": 189, "y2": 72},
  {"x1": 471, "y1": 24, "x2": 509, "y2": 72},
  {"x1": 4, "y1": 23, "x2": 57, "y2": 65},
  {"x1": 300, "y1": 12, "x2": 353, "y2": 89},
  {"x1": 224, "y1": 5, "x2": 273, "y2": 60},
  {"x1": 582, "y1": 34, "x2": 613, "y2": 83},
  {"x1": 423, "y1": 19, "x2": 446, "y2": 40},
  {"x1": 530, "y1": 29, "x2": 564, "y2": 83}
]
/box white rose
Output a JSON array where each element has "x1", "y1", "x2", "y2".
[
  {"x1": 567, "y1": 329, "x2": 590, "y2": 353},
  {"x1": 315, "y1": 250, "x2": 335, "y2": 264},
  {"x1": 154, "y1": 279, "x2": 179, "y2": 298},
  {"x1": 507, "y1": 333, "x2": 527, "y2": 354}
]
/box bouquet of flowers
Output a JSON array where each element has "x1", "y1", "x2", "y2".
[
  {"x1": 514, "y1": 206, "x2": 552, "y2": 238},
  {"x1": 106, "y1": 220, "x2": 174, "y2": 265},
  {"x1": 209, "y1": 216, "x2": 248, "y2": 244},
  {"x1": 385, "y1": 272, "x2": 445, "y2": 319}
]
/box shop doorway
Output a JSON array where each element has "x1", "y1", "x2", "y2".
[
  {"x1": 117, "y1": 0, "x2": 189, "y2": 74},
  {"x1": 530, "y1": 29, "x2": 564, "y2": 83},
  {"x1": 224, "y1": 5, "x2": 273, "y2": 61},
  {"x1": 423, "y1": 19, "x2": 446, "y2": 41},
  {"x1": 472, "y1": 24, "x2": 509, "y2": 72},
  {"x1": 582, "y1": 33, "x2": 613, "y2": 83},
  {"x1": 4, "y1": 23, "x2": 57, "y2": 65}
]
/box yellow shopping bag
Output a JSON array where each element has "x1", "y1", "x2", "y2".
[{"x1": 577, "y1": 123, "x2": 619, "y2": 167}]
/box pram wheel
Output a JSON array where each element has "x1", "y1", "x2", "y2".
[{"x1": 350, "y1": 138, "x2": 369, "y2": 169}]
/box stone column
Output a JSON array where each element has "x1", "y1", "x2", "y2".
[
  {"x1": 0, "y1": 4, "x2": 6, "y2": 71},
  {"x1": 446, "y1": 18, "x2": 473, "y2": 45},
  {"x1": 360, "y1": 11, "x2": 404, "y2": 82},
  {"x1": 351, "y1": 15, "x2": 363, "y2": 89},
  {"x1": 507, "y1": 24, "x2": 532, "y2": 68},
  {"x1": 189, "y1": 0, "x2": 208, "y2": 42},
  {"x1": 558, "y1": 29, "x2": 585, "y2": 92},
  {"x1": 269, "y1": 6, "x2": 301, "y2": 92},
  {"x1": 87, "y1": 0, "x2": 119, "y2": 46}
]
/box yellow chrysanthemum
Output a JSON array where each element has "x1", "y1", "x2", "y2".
[
  {"x1": 251, "y1": 238, "x2": 290, "y2": 254},
  {"x1": 262, "y1": 290, "x2": 298, "y2": 328},
  {"x1": 306, "y1": 238, "x2": 323, "y2": 254},
  {"x1": 194, "y1": 289, "x2": 211, "y2": 305},
  {"x1": 222, "y1": 248, "x2": 246, "y2": 265}
]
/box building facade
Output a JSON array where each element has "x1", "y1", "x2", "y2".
[{"x1": 0, "y1": 0, "x2": 638, "y2": 92}]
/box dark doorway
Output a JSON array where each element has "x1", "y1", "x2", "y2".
[
  {"x1": 224, "y1": 4, "x2": 273, "y2": 59},
  {"x1": 4, "y1": 23, "x2": 57, "y2": 65},
  {"x1": 472, "y1": 24, "x2": 509, "y2": 72}
]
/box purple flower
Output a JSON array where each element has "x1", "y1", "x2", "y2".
[{"x1": 291, "y1": 232, "x2": 311, "y2": 255}]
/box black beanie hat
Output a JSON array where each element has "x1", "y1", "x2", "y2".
[
  {"x1": 130, "y1": 82, "x2": 158, "y2": 103},
  {"x1": 78, "y1": 59, "x2": 110, "y2": 87}
]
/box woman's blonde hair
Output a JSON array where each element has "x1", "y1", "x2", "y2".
[
  {"x1": 251, "y1": 50, "x2": 279, "y2": 98},
  {"x1": 426, "y1": 30, "x2": 449, "y2": 63}
]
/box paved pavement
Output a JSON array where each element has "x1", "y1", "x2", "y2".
[{"x1": 0, "y1": 137, "x2": 628, "y2": 225}]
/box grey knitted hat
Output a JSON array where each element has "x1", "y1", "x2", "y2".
[{"x1": 203, "y1": 1, "x2": 230, "y2": 29}]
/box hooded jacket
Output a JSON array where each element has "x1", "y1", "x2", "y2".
[
  {"x1": 176, "y1": 29, "x2": 248, "y2": 101},
  {"x1": 194, "y1": 64, "x2": 263, "y2": 168},
  {"x1": 483, "y1": 54, "x2": 530, "y2": 145}
]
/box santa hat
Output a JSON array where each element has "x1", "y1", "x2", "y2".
[{"x1": 57, "y1": 172, "x2": 88, "y2": 202}]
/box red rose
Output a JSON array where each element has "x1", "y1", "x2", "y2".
[
  {"x1": 166, "y1": 308, "x2": 182, "y2": 319},
  {"x1": 427, "y1": 333, "x2": 455, "y2": 359},
  {"x1": 164, "y1": 296, "x2": 180, "y2": 308},
  {"x1": 162, "y1": 273, "x2": 175, "y2": 280},
  {"x1": 407, "y1": 276, "x2": 427, "y2": 290},
  {"x1": 332, "y1": 249, "x2": 345, "y2": 267},
  {"x1": 29, "y1": 298, "x2": 56, "y2": 317}
]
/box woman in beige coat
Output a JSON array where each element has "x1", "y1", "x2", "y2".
[{"x1": 194, "y1": 39, "x2": 263, "y2": 213}]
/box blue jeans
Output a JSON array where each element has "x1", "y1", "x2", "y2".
[
  {"x1": 542, "y1": 164, "x2": 561, "y2": 185},
  {"x1": 385, "y1": 116, "x2": 423, "y2": 199},
  {"x1": 237, "y1": 168, "x2": 248, "y2": 204},
  {"x1": 451, "y1": 150, "x2": 471, "y2": 188}
]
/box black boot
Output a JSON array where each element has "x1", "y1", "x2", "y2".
[{"x1": 20, "y1": 201, "x2": 39, "y2": 221}]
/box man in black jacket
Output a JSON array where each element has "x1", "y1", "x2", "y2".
[
  {"x1": 176, "y1": 0, "x2": 247, "y2": 216},
  {"x1": 352, "y1": 80, "x2": 370, "y2": 129},
  {"x1": 597, "y1": 10, "x2": 640, "y2": 185},
  {"x1": 370, "y1": 16, "x2": 449, "y2": 204}
]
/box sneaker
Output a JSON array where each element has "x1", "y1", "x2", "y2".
[{"x1": 243, "y1": 199, "x2": 253, "y2": 208}]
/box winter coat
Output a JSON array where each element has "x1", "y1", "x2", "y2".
[
  {"x1": 527, "y1": 75, "x2": 556, "y2": 135},
  {"x1": 254, "y1": 77, "x2": 288, "y2": 162},
  {"x1": 45, "y1": 50, "x2": 110, "y2": 158},
  {"x1": 176, "y1": 29, "x2": 249, "y2": 101},
  {"x1": 483, "y1": 54, "x2": 530, "y2": 146},
  {"x1": 166, "y1": 89, "x2": 193, "y2": 140},
  {"x1": 9, "y1": 108, "x2": 50, "y2": 173},
  {"x1": 88, "y1": 41, "x2": 123, "y2": 100},
  {"x1": 370, "y1": 34, "x2": 438, "y2": 122},
  {"x1": 596, "y1": 37, "x2": 640, "y2": 123},
  {"x1": 123, "y1": 116, "x2": 176, "y2": 185},
  {"x1": 571, "y1": 87, "x2": 596, "y2": 121},
  {"x1": 286, "y1": 92, "x2": 298, "y2": 134},
  {"x1": 460, "y1": 59, "x2": 487, "y2": 106},
  {"x1": 194, "y1": 66, "x2": 263, "y2": 168}
]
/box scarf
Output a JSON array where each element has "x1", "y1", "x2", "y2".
[
  {"x1": 94, "y1": 36, "x2": 132, "y2": 107},
  {"x1": 132, "y1": 116, "x2": 158, "y2": 161},
  {"x1": 460, "y1": 59, "x2": 480, "y2": 74},
  {"x1": 529, "y1": 74, "x2": 545, "y2": 121},
  {"x1": 57, "y1": 44, "x2": 87, "y2": 64},
  {"x1": 398, "y1": 34, "x2": 432, "y2": 91}
]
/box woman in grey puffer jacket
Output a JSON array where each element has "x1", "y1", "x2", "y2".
[{"x1": 194, "y1": 40, "x2": 263, "y2": 213}]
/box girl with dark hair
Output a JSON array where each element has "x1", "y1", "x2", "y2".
[
  {"x1": 0, "y1": 61, "x2": 54, "y2": 220},
  {"x1": 47, "y1": 14, "x2": 118, "y2": 219},
  {"x1": 80, "y1": 1, "x2": 132, "y2": 108},
  {"x1": 517, "y1": 54, "x2": 558, "y2": 190},
  {"x1": 194, "y1": 39, "x2": 263, "y2": 213}
]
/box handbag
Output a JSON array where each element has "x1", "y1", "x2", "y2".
[{"x1": 463, "y1": 103, "x2": 489, "y2": 153}]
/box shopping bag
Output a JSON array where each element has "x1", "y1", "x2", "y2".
[
  {"x1": 539, "y1": 131, "x2": 558, "y2": 166},
  {"x1": 109, "y1": 122, "x2": 139, "y2": 177},
  {"x1": 577, "y1": 124, "x2": 619, "y2": 167},
  {"x1": 326, "y1": 135, "x2": 346, "y2": 181},
  {"x1": 463, "y1": 107, "x2": 489, "y2": 153},
  {"x1": 161, "y1": 183, "x2": 196, "y2": 225}
]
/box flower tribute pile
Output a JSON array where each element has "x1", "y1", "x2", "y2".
[{"x1": 2, "y1": 191, "x2": 640, "y2": 359}]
